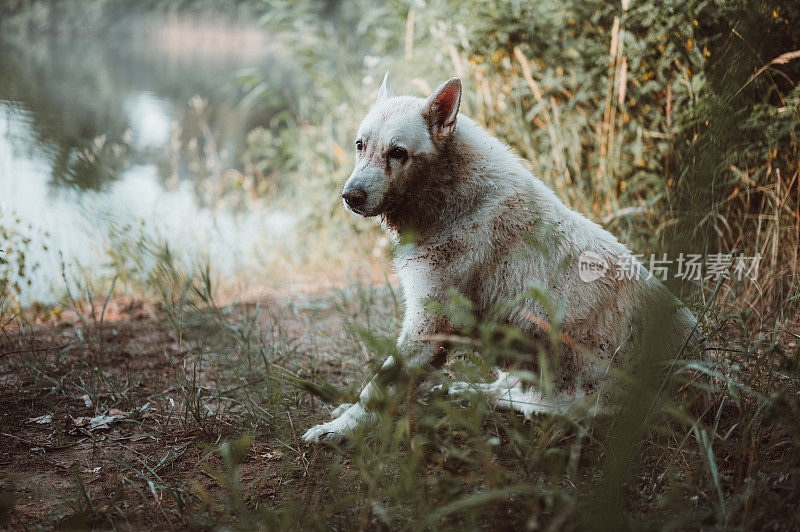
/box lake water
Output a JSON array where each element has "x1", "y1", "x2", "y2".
[{"x1": 0, "y1": 18, "x2": 295, "y2": 304}]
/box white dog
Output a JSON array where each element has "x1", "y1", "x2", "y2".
[{"x1": 302, "y1": 74, "x2": 696, "y2": 442}]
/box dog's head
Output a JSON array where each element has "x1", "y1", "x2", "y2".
[{"x1": 341, "y1": 73, "x2": 462, "y2": 217}]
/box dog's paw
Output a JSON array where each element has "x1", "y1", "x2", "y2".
[
  {"x1": 301, "y1": 420, "x2": 346, "y2": 443},
  {"x1": 302, "y1": 404, "x2": 375, "y2": 443}
]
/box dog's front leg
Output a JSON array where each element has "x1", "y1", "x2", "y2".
[
  {"x1": 302, "y1": 308, "x2": 446, "y2": 443},
  {"x1": 300, "y1": 356, "x2": 392, "y2": 443}
]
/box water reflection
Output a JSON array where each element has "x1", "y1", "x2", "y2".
[
  {"x1": 124, "y1": 92, "x2": 172, "y2": 150},
  {"x1": 0, "y1": 17, "x2": 296, "y2": 303}
]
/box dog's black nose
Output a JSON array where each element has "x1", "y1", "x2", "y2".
[{"x1": 342, "y1": 189, "x2": 367, "y2": 208}]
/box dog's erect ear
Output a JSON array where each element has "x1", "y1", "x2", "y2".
[
  {"x1": 376, "y1": 72, "x2": 394, "y2": 103},
  {"x1": 424, "y1": 77, "x2": 462, "y2": 138}
]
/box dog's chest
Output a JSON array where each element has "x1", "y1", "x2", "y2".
[{"x1": 394, "y1": 233, "x2": 498, "y2": 303}]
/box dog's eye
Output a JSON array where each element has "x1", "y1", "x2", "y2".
[
  {"x1": 355, "y1": 139, "x2": 364, "y2": 151},
  {"x1": 387, "y1": 147, "x2": 407, "y2": 160}
]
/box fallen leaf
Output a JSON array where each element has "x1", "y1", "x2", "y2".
[
  {"x1": 81, "y1": 394, "x2": 93, "y2": 408},
  {"x1": 27, "y1": 414, "x2": 52, "y2": 424},
  {"x1": 261, "y1": 449, "x2": 282, "y2": 461},
  {"x1": 73, "y1": 409, "x2": 127, "y2": 431}
]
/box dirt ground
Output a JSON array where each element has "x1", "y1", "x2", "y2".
[{"x1": 0, "y1": 294, "x2": 365, "y2": 529}]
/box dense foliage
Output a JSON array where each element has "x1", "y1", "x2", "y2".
[{"x1": 254, "y1": 0, "x2": 799, "y2": 307}]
